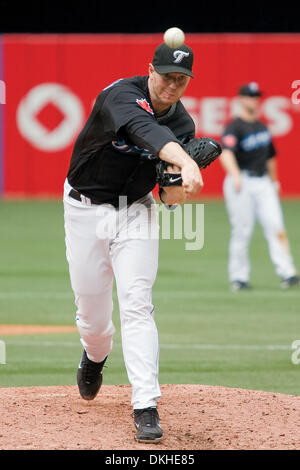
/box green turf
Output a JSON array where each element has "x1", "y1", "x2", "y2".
[{"x1": 0, "y1": 198, "x2": 300, "y2": 395}]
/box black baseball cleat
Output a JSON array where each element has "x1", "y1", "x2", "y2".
[
  {"x1": 280, "y1": 275, "x2": 300, "y2": 290},
  {"x1": 77, "y1": 350, "x2": 107, "y2": 400},
  {"x1": 231, "y1": 280, "x2": 252, "y2": 292},
  {"x1": 133, "y1": 407, "x2": 163, "y2": 443}
]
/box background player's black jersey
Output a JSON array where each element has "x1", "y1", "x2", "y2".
[
  {"x1": 221, "y1": 117, "x2": 276, "y2": 174},
  {"x1": 67, "y1": 75, "x2": 195, "y2": 206}
]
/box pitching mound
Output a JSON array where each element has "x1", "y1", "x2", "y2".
[{"x1": 0, "y1": 384, "x2": 299, "y2": 450}]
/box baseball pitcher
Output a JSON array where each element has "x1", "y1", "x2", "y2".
[{"x1": 63, "y1": 42, "x2": 220, "y2": 443}]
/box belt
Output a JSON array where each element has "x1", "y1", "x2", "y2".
[
  {"x1": 244, "y1": 170, "x2": 267, "y2": 177},
  {"x1": 68, "y1": 188, "x2": 103, "y2": 205}
]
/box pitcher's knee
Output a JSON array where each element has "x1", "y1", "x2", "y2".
[{"x1": 76, "y1": 317, "x2": 115, "y2": 340}]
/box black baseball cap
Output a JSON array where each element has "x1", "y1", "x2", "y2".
[
  {"x1": 238, "y1": 82, "x2": 262, "y2": 97},
  {"x1": 152, "y1": 43, "x2": 194, "y2": 78}
]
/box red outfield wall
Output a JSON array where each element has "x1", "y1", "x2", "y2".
[{"x1": 1, "y1": 33, "x2": 300, "y2": 197}]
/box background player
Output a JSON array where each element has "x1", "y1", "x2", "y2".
[
  {"x1": 220, "y1": 82, "x2": 300, "y2": 291},
  {"x1": 63, "y1": 42, "x2": 203, "y2": 443}
]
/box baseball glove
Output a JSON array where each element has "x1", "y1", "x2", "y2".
[{"x1": 156, "y1": 137, "x2": 222, "y2": 187}]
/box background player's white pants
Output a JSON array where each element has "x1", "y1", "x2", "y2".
[
  {"x1": 223, "y1": 172, "x2": 297, "y2": 282},
  {"x1": 63, "y1": 179, "x2": 161, "y2": 410}
]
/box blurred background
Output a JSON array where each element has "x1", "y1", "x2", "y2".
[
  {"x1": 0, "y1": 0, "x2": 300, "y2": 197},
  {"x1": 0, "y1": 1, "x2": 300, "y2": 394}
]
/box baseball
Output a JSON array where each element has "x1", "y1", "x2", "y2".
[{"x1": 163, "y1": 27, "x2": 185, "y2": 48}]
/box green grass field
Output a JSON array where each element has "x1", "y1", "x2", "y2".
[{"x1": 1, "y1": 198, "x2": 300, "y2": 395}]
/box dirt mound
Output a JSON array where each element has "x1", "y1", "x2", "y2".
[{"x1": 0, "y1": 384, "x2": 299, "y2": 450}]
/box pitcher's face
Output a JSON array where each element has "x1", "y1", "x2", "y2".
[{"x1": 148, "y1": 64, "x2": 190, "y2": 112}]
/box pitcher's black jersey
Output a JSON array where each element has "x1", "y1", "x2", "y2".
[{"x1": 67, "y1": 75, "x2": 195, "y2": 206}]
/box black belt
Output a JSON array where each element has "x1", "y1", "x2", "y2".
[
  {"x1": 68, "y1": 188, "x2": 146, "y2": 208},
  {"x1": 68, "y1": 188, "x2": 103, "y2": 205}
]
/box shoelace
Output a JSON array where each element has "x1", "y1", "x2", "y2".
[
  {"x1": 82, "y1": 357, "x2": 107, "y2": 383},
  {"x1": 83, "y1": 362, "x2": 102, "y2": 383}
]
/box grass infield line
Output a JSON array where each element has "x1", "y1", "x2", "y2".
[
  {"x1": 0, "y1": 290, "x2": 299, "y2": 299},
  {"x1": 3, "y1": 339, "x2": 294, "y2": 351}
]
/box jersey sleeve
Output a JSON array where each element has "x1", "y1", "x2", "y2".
[
  {"x1": 102, "y1": 86, "x2": 181, "y2": 156},
  {"x1": 266, "y1": 140, "x2": 276, "y2": 159},
  {"x1": 221, "y1": 121, "x2": 239, "y2": 154}
]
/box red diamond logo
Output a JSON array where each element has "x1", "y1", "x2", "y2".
[{"x1": 35, "y1": 102, "x2": 65, "y2": 131}]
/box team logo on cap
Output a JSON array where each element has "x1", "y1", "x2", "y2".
[
  {"x1": 136, "y1": 98, "x2": 154, "y2": 115},
  {"x1": 173, "y1": 50, "x2": 189, "y2": 63}
]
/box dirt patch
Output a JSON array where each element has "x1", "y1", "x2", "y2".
[
  {"x1": 1, "y1": 325, "x2": 300, "y2": 450},
  {"x1": 0, "y1": 384, "x2": 299, "y2": 450},
  {"x1": 0, "y1": 324, "x2": 77, "y2": 335}
]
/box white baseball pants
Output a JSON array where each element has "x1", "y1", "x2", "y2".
[
  {"x1": 63, "y1": 179, "x2": 161, "y2": 409},
  {"x1": 223, "y1": 172, "x2": 297, "y2": 282}
]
